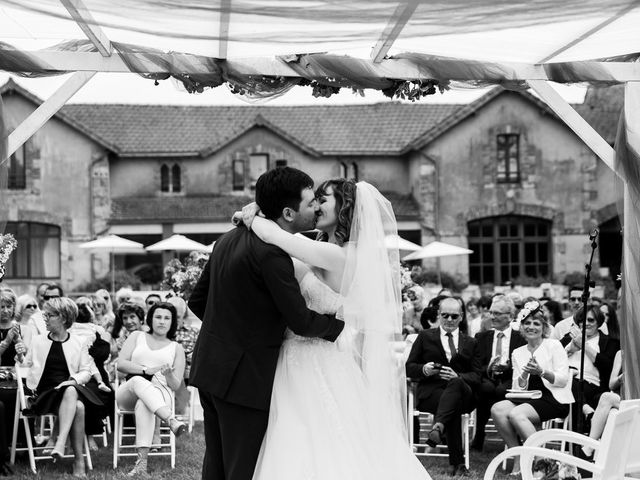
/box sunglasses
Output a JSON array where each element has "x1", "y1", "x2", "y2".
[
  {"x1": 24, "y1": 304, "x2": 37, "y2": 309},
  {"x1": 569, "y1": 297, "x2": 582, "y2": 302},
  {"x1": 43, "y1": 295, "x2": 60, "y2": 301},
  {"x1": 440, "y1": 312, "x2": 461, "y2": 320}
]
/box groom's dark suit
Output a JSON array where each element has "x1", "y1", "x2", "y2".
[{"x1": 189, "y1": 226, "x2": 344, "y2": 480}]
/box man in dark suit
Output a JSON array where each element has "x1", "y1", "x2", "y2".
[
  {"x1": 406, "y1": 296, "x2": 479, "y2": 477},
  {"x1": 188, "y1": 167, "x2": 345, "y2": 480},
  {"x1": 471, "y1": 294, "x2": 526, "y2": 450}
]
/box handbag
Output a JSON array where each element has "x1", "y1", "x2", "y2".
[{"x1": 505, "y1": 389, "x2": 542, "y2": 400}]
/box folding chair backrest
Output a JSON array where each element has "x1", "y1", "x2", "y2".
[
  {"x1": 620, "y1": 400, "x2": 640, "y2": 475},
  {"x1": 596, "y1": 405, "x2": 640, "y2": 480}
]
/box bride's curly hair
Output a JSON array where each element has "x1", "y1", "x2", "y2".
[{"x1": 315, "y1": 178, "x2": 357, "y2": 246}]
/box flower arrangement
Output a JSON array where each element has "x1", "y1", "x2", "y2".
[
  {"x1": 162, "y1": 251, "x2": 209, "y2": 300},
  {"x1": 532, "y1": 458, "x2": 581, "y2": 480},
  {"x1": 0, "y1": 234, "x2": 17, "y2": 282}
]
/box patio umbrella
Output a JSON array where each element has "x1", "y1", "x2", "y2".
[
  {"x1": 401, "y1": 241, "x2": 473, "y2": 261},
  {"x1": 384, "y1": 234, "x2": 422, "y2": 252},
  {"x1": 402, "y1": 241, "x2": 474, "y2": 286},
  {"x1": 145, "y1": 234, "x2": 209, "y2": 253},
  {"x1": 80, "y1": 234, "x2": 145, "y2": 295}
]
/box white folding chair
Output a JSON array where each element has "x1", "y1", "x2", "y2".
[
  {"x1": 112, "y1": 368, "x2": 177, "y2": 469},
  {"x1": 10, "y1": 366, "x2": 93, "y2": 474},
  {"x1": 407, "y1": 381, "x2": 471, "y2": 469},
  {"x1": 484, "y1": 405, "x2": 640, "y2": 480},
  {"x1": 174, "y1": 384, "x2": 198, "y2": 434}
]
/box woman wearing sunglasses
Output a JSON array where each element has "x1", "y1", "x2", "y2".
[
  {"x1": 491, "y1": 301, "x2": 573, "y2": 476},
  {"x1": 15, "y1": 294, "x2": 39, "y2": 349}
]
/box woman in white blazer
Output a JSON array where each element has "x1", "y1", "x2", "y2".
[
  {"x1": 491, "y1": 300, "x2": 574, "y2": 475},
  {"x1": 21, "y1": 297, "x2": 102, "y2": 478}
]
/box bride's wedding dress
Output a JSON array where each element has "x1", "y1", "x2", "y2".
[{"x1": 252, "y1": 270, "x2": 432, "y2": 480}]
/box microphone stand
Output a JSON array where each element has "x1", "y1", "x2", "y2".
[{"x1": 576, "y1": 228, "x2": 598, "y2": 435}]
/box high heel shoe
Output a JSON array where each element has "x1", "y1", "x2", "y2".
[
  {"x1": 50, "y1": 446, "x2": 64, "y2": 462},
  {"x1": 168, "y1": 417, "x2": 187, "y2": 437}
]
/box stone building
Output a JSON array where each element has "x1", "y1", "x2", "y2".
[{"x1": 0, "y1": 79, "x2": 622, "y2": 293}]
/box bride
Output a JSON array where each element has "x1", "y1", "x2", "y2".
[{"x1": 237, "y1": 178, "x2": 431, "y2": 480}]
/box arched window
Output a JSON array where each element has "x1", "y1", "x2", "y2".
[
  {"x1": 171, "y1": 164, "x2": 181, "y2": 193},
  {"x1": 3, "y1": 222, "x2": 61, "y2": 278},
  {"x1": 468, "y1": 215, "x2": 551, "y2": 285},
  {"x1": 160, "y1": 164, "x2": 170, "y2": 192},
  {"x1": 350, "y1": 162, "x2": 359, "y2": 181},
  {"x1": 160, "y1": 163, "x2": 182, "y2": 193},
  {"x1": 338, "y1": 162, "x2": 347, "y2": 178}
]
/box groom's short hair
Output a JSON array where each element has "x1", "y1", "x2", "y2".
[{"x1": 255, "y1": 167, "x2": 314, "y2": 220}]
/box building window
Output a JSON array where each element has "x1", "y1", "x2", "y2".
[
  {"x1": 339, "y1": 162, "x2": 347, "y2": 178},
  {"x1": 3, "y1": 222, "x2": 61, "y2": 279},
  {"x1": 171, "y1": 164, "x2": 181, "y2": 193},
  {"x1": 8, "y1": 145, "x2": 26, "y2": 190},
  {"x1": 232, "y1": 160, "x2": 245, "y2": 191},
  {"x1": 160, "y1": 163, "x2": 181, "y2": 193},
  {"x1": 349, "y1": 162, "x2": 359, "y2": 181},
  {"x1": 249, "y1": 153, "x2": 268, "y2": 190},
  {"x1": 275, "y1": 159, "x2": 287, "y2": 168},
  {"x1": 496, "y1": 134, "x2": 520, "y2": 183},
  {"x1": 468, "y1": 215, "x2": 551, "y2": 285}
]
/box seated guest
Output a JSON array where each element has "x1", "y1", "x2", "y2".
[
  {"x1": 466, "y1": 298, "x2": 482, "y2": 338},
  {"x1": 491, "y1": 301, "x2": 573, "y2": 476},
  {"x1": 471, "y1": 295, "x2": 526, "y2": 451},
  {"x1": 582, "y1": 349, "x2": 623, "y2": 457},
  {"x1": 403, "y1": 285, "x2": 426, "y2": 335},
  {"x1": 21, "y1": 297, "x2": 102, "y2": 477},
  {"x1": 30, "y1": 283, "x2": 50, "y2": 335},
  {"x1": 145, "y1": 294, "x2": 162, "y2": 312},
  {"x1": 552, "y1": 285, "x2": 586, "y2": 340},
  {"x1": 115, "y1": 288, "x2": 134, "y2": 309},
  {"x1": 562, "y1": 305, "x2": 619, "y2": 431},
  {"x1": 542, "y1": 300, "x2": 563, "y2": 327},
  {"x1": 599, "y1": 302, "x2": 620, "y2": 340},
  {"x1": 90, "y1": 294, "x2": 114, "y2": 332},
  {"x1": 94, "y1": 289, "x2": 115, "y2": 327},
  {"x1": 110, "y1": 302, "x2": 146, "y2": 358},
  {"x1": 406, "y1": 297, "x2": 478, "y2": 477},
  {"x1": 116, "y1": 302, "x2": 187, "y2": 476},
  {"x1": 0, "y1": 288, "x2": 28, "y2": 467},
  {"x1": 14, "y1": 294, "x2": 39, "y2": 348}
]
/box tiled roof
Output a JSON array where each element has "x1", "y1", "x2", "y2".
[
  {"x1": 111, "y1": 193, "x2": 421, "y2": 222},
  {"x1": 573, "y1": 85, "x2": 623, "y2": 145},
  {"x1": 111, "y1": 196, "x2": 254, "y2": 222},
  {"x1": 61, "y1": 103, "x2": 460, "y2": 156}
]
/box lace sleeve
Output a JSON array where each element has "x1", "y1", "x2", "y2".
[{"x1": 299, "y1": 272, "x2": 342, "y2": 315}]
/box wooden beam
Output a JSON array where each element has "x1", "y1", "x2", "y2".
[
  {"x1": 218, "y1": 0, "x2": 232, "y2": 59},
  {"x1": 60, "y1": 0, "x2": 112, "y2": 57},
  {"x1": 4, "y1": 50, "x2": 640, "y2": 82},
  {"x1": 371, "y1": 0, "x2": 419, "y2": 63},
  {"x1": 539, "y1": 1, "x2": 640, "y2": 63},
  {"x1": 7, "y1": 71, "x2": 95, "y2": 157},
  {"x1": 528, "y1": 79, "x2": 616, "y2": 173}
]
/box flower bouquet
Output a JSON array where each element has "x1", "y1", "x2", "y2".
[
  {"x1": 0, "y1": 234, "x2": 17, "y2": 282},
  {"x1": 532, "y1": 458, "x2": 581, "y2": 480},
  {"x1": 162, "y1": 250, "x2": 209, "y2": 300}
]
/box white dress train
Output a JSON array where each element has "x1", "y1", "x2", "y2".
[{"x1": 253, "y1": 271, "x2": 432, "y2": 480}]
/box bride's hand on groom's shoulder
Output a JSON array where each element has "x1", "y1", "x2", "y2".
[{"x1": 231, "y1": 202, "x2": 262, "y2": 229}]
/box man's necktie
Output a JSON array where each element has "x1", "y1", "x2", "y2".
[
  {"x1": 496, "y1": 332, "x2": 505, "y2": 362},
  {"x1": 446, "y1": 332, "x2": 457, "y2": 359}
]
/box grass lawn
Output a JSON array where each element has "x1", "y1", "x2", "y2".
[{"x1": 7, "y1": 423, "x2": 515, "y2": 480}]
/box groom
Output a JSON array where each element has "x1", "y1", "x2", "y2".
[{"x1": 188, "y1": 167, "x2": 345, "y2": 480}]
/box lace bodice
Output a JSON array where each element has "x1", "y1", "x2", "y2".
[{"x1": 284, "y1": 271, "x2": 341, "y2": 341}]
